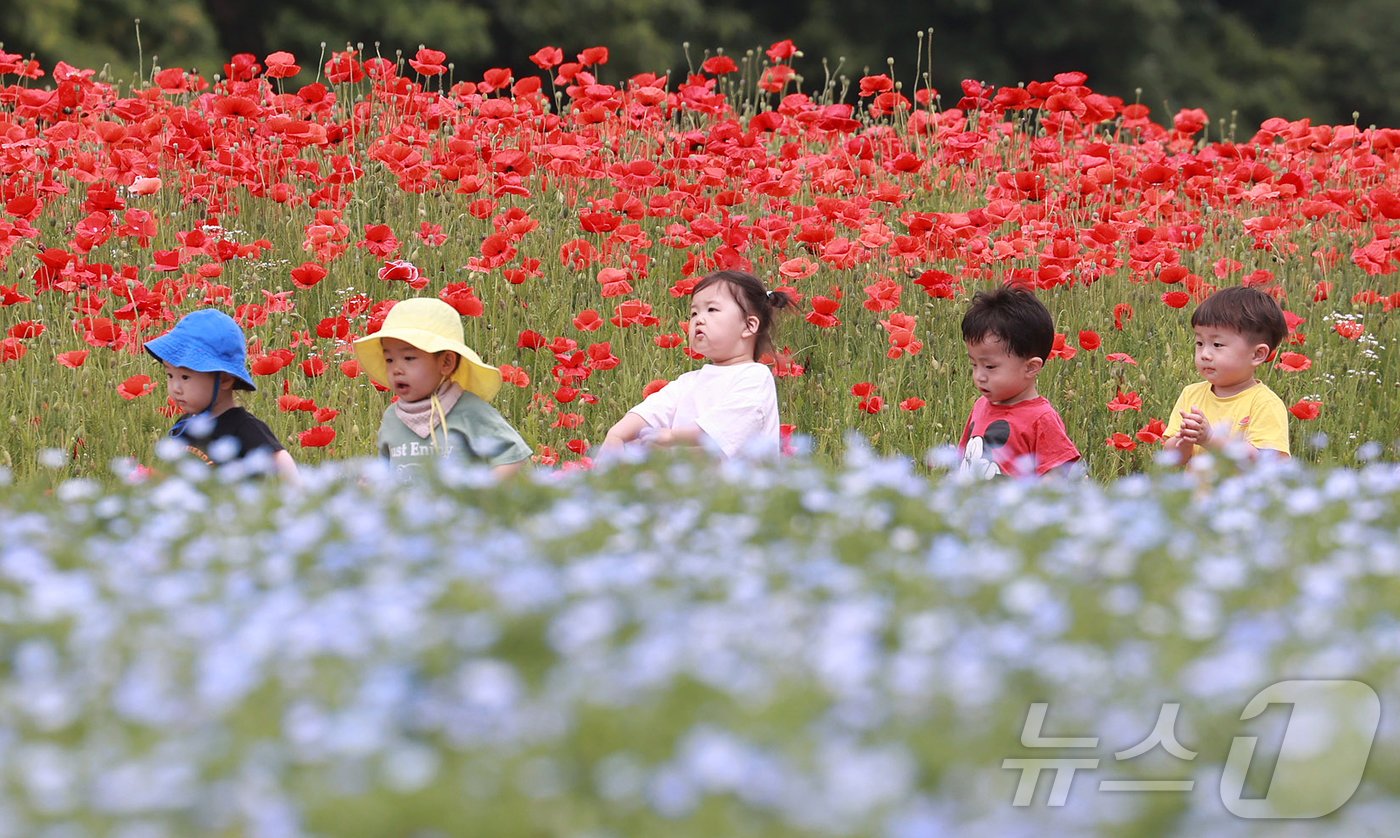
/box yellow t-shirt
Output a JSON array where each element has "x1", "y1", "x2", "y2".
[{"x1": 1164, "y1": 380, "x2": 1290, "y2": 455}]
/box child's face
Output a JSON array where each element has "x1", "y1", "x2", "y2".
[
  {"x1": 382, "y1": 337, "x2": 457, "y2": 401},
  {"x1": 689, "y1": 282, "x2": 758, "y2": 365},
  {"x1": 1193, "y1": 326, "x2": 1268, "y2": 397},
  {"x1": 966, "y1": 338, "x2": 1042, "y2": 405},
  {"x1": 163, "y1": 362, "x2": 229, "y2": 414}
]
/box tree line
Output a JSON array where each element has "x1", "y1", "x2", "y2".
[{"x1": 2, "y1": 0, "x2": 1395, "y2": 129}]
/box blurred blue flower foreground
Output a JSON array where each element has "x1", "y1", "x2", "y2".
[{"x1": 2, "y1": 446, "x2": 1399, "y2": 837}]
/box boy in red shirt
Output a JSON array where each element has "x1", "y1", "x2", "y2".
[{"x1": 958, "y1": 286, "x2": 1081, "y2": 478}]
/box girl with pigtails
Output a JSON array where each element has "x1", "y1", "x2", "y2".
[{"x1": 603, "y1": 270, "x2": 792, "y2": 460}]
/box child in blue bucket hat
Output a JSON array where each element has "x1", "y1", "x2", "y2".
[{"x1": 144, "y1": 309, "x2": 299, "y2": 480}]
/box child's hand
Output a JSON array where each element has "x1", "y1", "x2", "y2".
[
  {"x1": 1176, "y1": 406, "x2": 1212, "y2": 448},
  {"x1": 638, "y1": 427, "x2": 674, "y2": 448}
]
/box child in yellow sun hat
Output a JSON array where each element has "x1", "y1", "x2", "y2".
[{"x1": 353, "y1": 298, "x2": 531, "y2": 476}]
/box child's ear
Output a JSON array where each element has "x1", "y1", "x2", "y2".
[
  {"x1": 743, "y1": 315, "x2": 759, "y2": 338},
  {"x1": 438, "y1": 351, "x2": 461, "y2": 377},
  {"x1": 1251, "y1": 343, "x2": 1272, "y2": 366},
  {"x1": 1025, "y1": 356, "x2": 1045, "y2": 375}
]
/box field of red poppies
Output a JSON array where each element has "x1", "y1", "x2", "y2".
[{"x1": 1, "y1": 41, "x2": 1396, "y2": 480}]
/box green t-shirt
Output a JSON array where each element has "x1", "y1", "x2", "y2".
[{"x1": 377, "y1": 393, "x2": 531, "y2": 471}]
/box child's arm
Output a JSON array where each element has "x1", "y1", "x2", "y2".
[
  {"x1": 639, "y1": 426, "x2": 706, "y2": 448},
  {"x1": 1161, "y1": 389, "x2": 1198, "y2": 466},
  {"x1": 1162, "y1": 432, "x2": 1194, "y2": 465},
  {"x1": 491, "y1": 460, "x2": 526, "y2": 479},
  {"x1": 602, "y1": 412, "x2": 650, "y2": 452},
  {"x1": 273, "y1": 449, "x2": 301, "y2": 484}
]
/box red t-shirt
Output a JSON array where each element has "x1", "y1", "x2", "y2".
[{"x1": 958, "y1": 396, "x2": 1081, "y2": 477}]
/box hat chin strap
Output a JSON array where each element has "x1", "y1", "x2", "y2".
[
  {"x1": 170, "y1": 372, "x2": 222, "y2": 438},
  {"x1": 428, "y1": 376, "x2": 451, "y2": 453}
]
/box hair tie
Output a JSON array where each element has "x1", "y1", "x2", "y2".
[{"x1": 766, "y1": 290, "x2": 777, "y2": 304}]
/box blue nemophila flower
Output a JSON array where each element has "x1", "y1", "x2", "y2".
[{"x1": 0, "y1": 451, "x2": 1395, "y2": 833}]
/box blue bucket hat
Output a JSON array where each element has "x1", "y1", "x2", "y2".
[{"x1": 144, "y1": 309, "x2": 256, "y2": 391}]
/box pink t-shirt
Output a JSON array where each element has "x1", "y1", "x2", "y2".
[{"x1": 958, "y1": 396, "x2": 1081, "y2": 478}]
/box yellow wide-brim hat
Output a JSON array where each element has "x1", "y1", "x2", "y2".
[{"x1": 352, "y1": 298, "x2": 503, "y2": 402}]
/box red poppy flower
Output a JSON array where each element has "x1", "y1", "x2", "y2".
[
  {"x1": 299, "y1": 426, "x2": 336, "y2": 447},
  {"x1": 851, "y1": 382, "x2": 876, "y2": 398},
  {"x1": 301, "y1": 357, "x2": 327, "y2": 377},
  {"x1": 251, "y1": 355, "x2": 287, "y2": 376},
  {"x1": 1242, "y1": 269, "x2": 1274, "y2": 288},
  {"x1": 1333, "y1": 321, "x2": 1365, "y2": 340},
  {"x1": 56, "y1": 350, "x2": 89, "y2": 368},
  {"x1": 1276, "y1": 352, "x2": 1312, "y2": 372},
  {"x1": 1107, "y1": 391, "x2": 1142, "y2": 412},
  {"x1": 236, "y1": 304, "x2": 270, "y2": 328},
  {"x1": 1289, "y1": 399, "x2": 1322, "y2": 421},
  {"x1": 807, "y1": 294, "x2": 842, "y2": 329},
  {"x1": 1157, "y1": 265, "x2": 1190, "y2": 284},
  {"x1": 1106, "y1": 353, "x2": 1138, "y2": 366},
  {"x1": 1161, "y1": 291, "x2": 1191, "y2": 309},
  {"x1": 290, "y1": 262, "x2": 328, "y2": 289},
  {"x1": 1049, "y1": 333, "x2": 1077, "y2": 360},
  {"x1": 518, "y1": 329, "x2": 547, "y2": 350},
  {"x1": 1113, "y1": 303, "x2": 1134, "y2": 330},
  {"x1": 314, "y1": 407, "x2": 339, "y2": 423},
  {"x1": 378, "y1": 260, "x2": 426, "y2": 289},
  {"x1": 653, "y1": 334, "x2": 683, "y2": 348},
  {"x1": 0, "y1": 284, "x2": 32, "y2": 306},
  {"x1": 529, "y1": 47, "x2": 564, "y2": 70},
  {"x1": 499, "y1": 364, "x2": 531, "y2": 387},
  {"x1": 701, "y1": 56, "x2": 738, "y2": 75},
  {"x1": 118, "y1": 374, "x2": 155, "y2": 400},
  {"x1": 587, "y1": 342, "x2": 620, "y2": 370},
  {"x1": 440, "y1": 284, "x2": 484, "y2": 317},
  {"x1": 573, "y1": 309, "x2": 603, "y2": 332},
  {"x1": 0, "y1": 337, "x2": 26, "y2": 362},
  {"x1": 1173, "y1": 107, "x2": 1208, "y2": 135},
  {"x1": 408, "y1": 48, "x2": 447, "y2": 76},
  {"x1": 859, "y1": 74, "x2": 894, "y2": 97},
  {"x1": 315, "y1": 317, "x2": 351, "y2": 340},
  {"x1": 264, "y1": 51, "x2": 301, "y2": 78},
  {"x1": 8, "y1": 321, "x2": 43, "y2": 339},
  {"x1": 858, "y1": 396, "x2": 884, "y2": 414},
  {"x1": 1106, "y1": 433, "x2": 1137, "y2": 450},
  {"x1": 339, "y1": 359, "x2": 361, "y2": 379},
  {"x1": 1077, "y1": 330, "x2": 1101, "y2": 351},
  {"x1": 552, "y1": 412, "x2": 585, "y2": 429},
  {"x1": 899, "y1": 397, "x2": 925, "y2": 411},
  {"x1": 766, "y1": 39, "x2": 797, "y2": 61},
  {"x1": 597, "y1": 267, "x2": 633, "y2": 298},
  {"x1": 548, "y1": 337, "x2": 579, "y2": 357},
  {"x1": 577, "y1": 46, "x2": 609, "y2": 66},
  {"x1": 862, "y1": 277, "x2": 901, "y2": 312},
  {"x1": 611, "y1": 300, "x2": 659, "y2": 328},
  {"x1": 641, "y1": 379, "x2": 669, "y2": 398},
  {"x1": 82, "y1": 317, "x2": 123, "y2": 348},
  {"x1": 1136, "y1": 418, "x2": 1166, "y2": 444}
]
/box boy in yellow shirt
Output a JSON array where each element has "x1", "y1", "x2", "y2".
[{"x1": 1163, "y1": 286, "x2": 1290, "y2": 464}]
